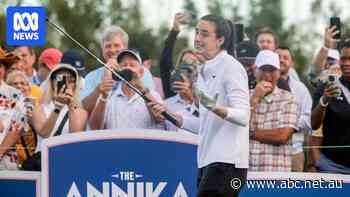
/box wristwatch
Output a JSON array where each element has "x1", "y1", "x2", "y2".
[
  {"x1": 319, "y1": 96, "x2": 329, "y2": 108},
  {"x1": 98, "y1": 95, "x2": 108, "y2": 103}
]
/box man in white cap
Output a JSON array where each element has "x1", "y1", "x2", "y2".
[
  {"x1": 249, "y1": 50, "x2": 298, "y2": 172},
  {"x1": 89, "y1": 49, "x2": 163, "y2": 130}
]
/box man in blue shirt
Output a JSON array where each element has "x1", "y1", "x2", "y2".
[{"x1": 81, "y1": 25, "x2": 155, "y2": 115}]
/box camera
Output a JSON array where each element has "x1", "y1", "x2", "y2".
[
  {"x1": 12, "y1": 106, "x2": 27, "y2": 131},
  {"x1": 112, "y1": 68, "x2": 135, "y2": 82},
  {"x1": 24, "y1": 97, "x2": 35, "y2": 111},
  {"x1": 326, "y1": 74, "x2": 342, "y2": 98},
  {"x1": 326, "y1": 74, "x2": 338, "y2": 84}
]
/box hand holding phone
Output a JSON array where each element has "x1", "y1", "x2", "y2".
[
  {"x1": 56, "y1": 75, "x2": 67, "y2": 94},
  {"x1": 330, "y1": 17, "x2": 341, "y2": 40}
]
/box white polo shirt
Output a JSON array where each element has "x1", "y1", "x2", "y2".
[
  {"x1": 165, "y1": 94, "x2": 199, "y2": 132},
  {"x1": 104, "y1": 83, "x2": 164, "y2": 130},
  {"x1": 183, "y1": 50, "x2": 250, "y2": 168}
]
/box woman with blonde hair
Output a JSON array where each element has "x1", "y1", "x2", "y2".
[
  {"x1": 0, "y1": 47, "x2": 25, "y2": 170},
  {"x1": 6, "y1": 70, "x2": 38, "y2": 168}
]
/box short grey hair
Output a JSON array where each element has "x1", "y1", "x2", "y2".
[{"x1": 101, "y1": 25, "x2": 129, "y2": 47}]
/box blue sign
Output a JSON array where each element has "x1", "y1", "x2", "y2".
[
  {"x1": 6, "y1": 6, "x2": 46, "y2": 45},
  {"x1": 0, "y1": 171, "x2": 40, "y2": 197},
  {"x1": 41, "y1": 130, "x2": 199, "y2": 197}
]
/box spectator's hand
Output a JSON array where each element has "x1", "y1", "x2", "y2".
[
  {"x1": 193, "y1": 52, "x2": 206, "y2": 64},
  {"x1": 26, "y1": 106, "x2": 33, "y2": 124},
  {"x1": 172, "y1": 13, "x2": 187, "y2": 32},
  {"x1": 172, "y1": 74, "x2": 194, "y2": 103},
  {"x1": 0, "y1": 120, "x2": 4, "y2": 133},
  {"x1": 9, "y1": 122, "x2": 22, "y2": 133},
  {"x1": 195, "y1": 87, "x2": 218, "y2": 111},
  {"x1": 98, "y1": 76, "x2": 115, "y2": 98},
  {"x1": 147, "y1": 101, "x2": 166, "y2": 122},
  {"x1": 323, "y1": 83, "x2": 341, "y2": 102},
  {"x1": 106, "y1": 58, "x2": 120, "y2": 70},
  {"x1": 104, "y1": 58, "x2": 120, "y2": 78},
  {"x1": 54, "y1": 85, "x2": 72, "y2": 108},
  {"x1": 252, "y1": 81, "x2": 273, "y2": 101},
  {"x1": 324, "y1": 26, "x2": 339, "y2": 49}
]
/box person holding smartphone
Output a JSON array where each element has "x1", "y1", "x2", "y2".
[
  {"x1": 310, "y1": 39, "x2": 350, "y2": 174},
  {"x1": 159, "y1": 12, "x2": 198, "y2": 99},
  {"x1": 29, "y1": 64, "x2": 87, "y2": 170},
  {"x1": 0, "y1": 48, "x2": 26, "y2": 170},
  {"x1": 6, "y1": 70, "x2": 38, "y2": 168}
]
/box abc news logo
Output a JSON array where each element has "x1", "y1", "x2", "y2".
[{"x1": 6, "y1": 6, "x2": 46, "y2": 46}]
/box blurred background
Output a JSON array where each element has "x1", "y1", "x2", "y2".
[{"x1": 1, "y1": 0, "x2": 350, "y2": 79}]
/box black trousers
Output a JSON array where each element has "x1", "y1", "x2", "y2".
[{"x1": 197, "y1": 162, "x2": 247, "y2": 197}]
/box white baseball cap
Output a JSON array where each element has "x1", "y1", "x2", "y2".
[
  {"x1": 328, "y1": 49, "x2": 340, "y2": 60},
  {"x1": 255, "y1": 50, "x2": 280, "y2": 69},
  {"x1": 116, "y1": 49, "x2": 142, "y2": 65}
]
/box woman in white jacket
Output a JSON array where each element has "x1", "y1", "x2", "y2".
[{"x1": 32, "y1": 64, "x2": 87, "y2": 153}]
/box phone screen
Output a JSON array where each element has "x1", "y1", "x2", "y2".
[
  {"x1": 56, "y1": 75, "x2": 67, "y2": 94},
  {"x1": 330, "y1": 17, "x2": 341, "y2": 39}
]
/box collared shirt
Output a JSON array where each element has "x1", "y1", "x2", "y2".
[
  {"x1": 81, "y1": 67, "x2": 156, "y2": 99},
  {"x1": 312, "y1": 77, "x2": 350, "y2": 168},
  {"x1": 165, "y1": 94, "x2": 192, "y2": 112},
  {"x1": 165, "y1": 94, "x2": 198, "y2": 131},
  {"x1": 249, "y1": 87, "x2": 298, "y2": 172},
  {"x1": 182, "y1": 50, "x2": 251, "y2": 168},
  {"x1": 288, "y1": 77, "x2": 312, "y2": 154},
  {"x1": 104, "y1": 83, "x2": 163, "y2": 130}
]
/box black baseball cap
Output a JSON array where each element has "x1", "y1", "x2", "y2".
[{"x1": 61, "y1": 50, "x2": 86, "y2": 77}]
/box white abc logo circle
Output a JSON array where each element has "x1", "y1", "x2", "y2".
[{"x1": 13, "y1": 12, "x2": 39, "y2": 31}]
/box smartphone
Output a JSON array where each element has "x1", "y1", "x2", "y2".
[
  {"x1": 182, "y1": 12, "x2": 197, "y2": 25},
  {"x1": 330, "y1": 17, "x2": 341, "y2": 39},
  {"x1": 56, "y1": 75, "x2": 67, "y2": 94}
]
